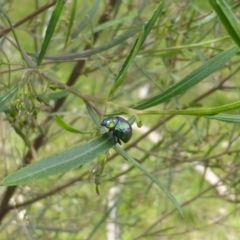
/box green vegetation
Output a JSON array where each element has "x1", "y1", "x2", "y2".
[{"x1": 1, "y1": 0, "x2": 240, "y2": 239}]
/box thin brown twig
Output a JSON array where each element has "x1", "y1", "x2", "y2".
[{"x1": 0, "y1": 0, "x2": 57, "y2": 38}]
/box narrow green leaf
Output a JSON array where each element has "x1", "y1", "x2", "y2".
[
  {"x1": 0, "y1": 84, "x2": 19, "y2": 112},
  {"x1": 55, "y1": 114, "x2": 92, "y2": 134},
  {"x1": 109, "y1": 1, "x2": 165, "y2": 98},
  {"x1": 109, "y1": 27, "x2": 145, "y2": 98},
  {"x1": 210, "y1": 0, "x2": 240, "y2": 48},
  {"x1": 140, "y1": 0, "x2": 164, "y2": 43},
  {"x1": 64, "y1": 0, "x2": 77, "y2": 48},
  {"x1": 37, "y1": 0, "x2": 66, "y2": 66},
  {"x1": 134, "y1": 99, "x2": 240, "y2": 117},
  {"x1": 86, "y1": 104, "x2": 101, "y2": 128},
  {"x1": 114, "y1": 146, "x2": 183, "y2": 217},
  {"x1": 134, "y1": 45, "x2": 239, "y2": 110},
  {"x1": 205, "y1": 113, "x2": 240, "y2": 123},
  {"x1": 140, "y1": 36, "x2": 230, "y2": 57},
  {"x1": 2, "y1": 135, "x2": 113, "y2": 186},
  {"x1": 31, "y1": 23, "x2": 143, "y2": 61},
  {"x1": 71, "y1": 0, "x2": 99, "y2": 38},
  {"x1": 47, "y1": 89, "x2": 69, "y2": 100},
  {"x1": 82, "y1": 14, "x2": 137, "y2": 37}
]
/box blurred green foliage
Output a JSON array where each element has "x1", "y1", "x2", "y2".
[{"x1": 1, "y1": 0, "x2": 240, "y2": 239}]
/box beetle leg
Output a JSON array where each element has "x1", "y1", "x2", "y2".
[{"x1": 113, "y1": 136, "x2": 119, "y2": 145}]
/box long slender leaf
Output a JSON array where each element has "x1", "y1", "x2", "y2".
[
  {"x1": 55, "y1": 114, "x2": 93, "y2": 134},
  {"x1": 210, "y1": 0, "x2": 240, "y2": 48},
  {"x1": 114, "y1": 145, "x2": 183, "y2": 217},
  {"x1": 64, "y1": 0, "x2": 77, "y2": 48},
  {"x1": 205, "y1": 113, "x2": 240, "y2": 123},
  {"x1": 86, "y1": 104, "x2": 102, "y2": 129},
  {"x1": 71, "y1": 0, "x2": 99, "y2": 39},
  {"x1": 134, "y1": 45, "x2": 239, "y2": 110},
  {"x1": 37, "y1": 0, "x2": 66, "y2": 66},
  {"x1": 109, "y1": 27, "x2": 145, "y2": 98},
  {"x1": 109, "y1": 1, "x2": 165, "y2": 98},
  {"x1": 31, "y1": 23, "x2": 143, "y2": 61},
  {"x1": 140, "y1": 36, "x2": 230, "y2": 57},
  {"x1": 2, "y1": 135, "x2": 113, "y2": 186},
  {"x1": 0, "y1": 84, "x2": 19, "y2": 112},
  {"x1": 132, "y1": 99, "x2": 240, "y2": 119},
  {"x1": 82, "y1": 14, "x2": 137, "y2": 37}
]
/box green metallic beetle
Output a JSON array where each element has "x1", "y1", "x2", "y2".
[{"x1": 101, "y1": 117, "x2": 132, "y2": 145}]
